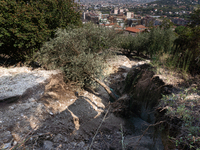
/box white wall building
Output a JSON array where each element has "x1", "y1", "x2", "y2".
[
  {"x1": 126, "y1": 12, "x2": 134, "y2": 19},
  {"x1": 114, "y1": 8, "x2": 118, "y2": 14},
  {"x1": 126, "y1": 12, "x2": 132, "y2": 19}
]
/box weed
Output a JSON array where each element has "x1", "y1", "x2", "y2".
[
  {"x1": 160, "y1": 86, "x2": 200, "y2": 149},
  {"x1": 120, "y1": 124, "x2": 127, "y2": 150}
]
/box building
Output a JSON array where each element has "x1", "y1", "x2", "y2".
[
  {"x1": 100, "y1": 23, "x2": 123, "y2": 31},
  {"x1": 141, "y1": 16, "x2": 156, "y2": 27},
  {"x1": 126, "y1": 12, "x2": 134, "y2": 19},
  {"x1": 84, "y1": 11, "x2": 100, "y2": 24},
  {"x1": 125, "y1": 27, "x2": 141, "y2": 36},
  {"x1": 125, "y1": 26, "x2": 146, "y2": 36},
  {"x1": 154, "y1": 19, "x2": 163, "y2": 26},
  {"x1": 119, "y1": 8, "x2": 124, "y2": 14},
  {"x1": 114, "y1": 8, "x2": 118, "y2": 15},
  {"x1": 171, "y1": 18, "x2": 189, "y2": 26},
  {"x1": 134, "y1": 25, "x2": 147, "y2": 31},
  {"x1": 126, "y1": 18, "x2": 141, "y2": 27}
]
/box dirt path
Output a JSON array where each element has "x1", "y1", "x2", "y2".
[{"x1": 0, "y1": 55, "x2": 164, "y2": 150}]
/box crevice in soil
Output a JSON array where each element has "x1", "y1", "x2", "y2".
[{"x1": 0, "y1": 56, "x2": 173, "y2": 150}]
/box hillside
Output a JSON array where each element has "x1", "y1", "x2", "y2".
[
  {"x1": 0, "y1": 1, "x2": 200, "y2": 149},
  {"x1": 0, "y1": 56, "x2": 166, "y2": 150},
  {"x1": 1, "y1": 53, "x2": 199, "y2": 149}
]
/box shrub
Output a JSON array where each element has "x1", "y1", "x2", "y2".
[
  {"x1": 159, "y1": 87, "x2": 200, "y2": 149},
  {"x1": 146, "y1": 27, "x2": 176, "y2": 57},
  {"x1": 175, "y1": 26, "x2": 185, "y2": 35},
  {"x1": 118, "y1": 34, "x2": 135, "y2": 55},
  {"x1": 0, "y1": 0, "x2": 81, "y2": 60},
  {"x1": 119, "y1": 33, "x2": 149, "y2": 56},
  {"x1": 36, "y1": 24, "x2": 121, "y2": 87}
]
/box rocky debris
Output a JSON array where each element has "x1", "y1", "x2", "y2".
[
  {"x1": 53, "y1": 134, "x2": 66, "y2": 143},
  {"x1": 61, "y1": 141, "x2": 87, "y2": 150},
  {"x1": 43, "y1": 140, "x2": 53, "y2": 150},
  {"x1": 0, "y1": 55, "x2": 165, "y2": 150},
  {"x1": 111, "y1": 94, "x2": 131, "y2": 117},
  {"x1": 0, "y1": 67, "x2": 61, "y2": 148},
  {"x1": 1, "y1": 131, "x2": 12, "y2": 143},
  {"x1": 1, "y1": 142, "x2": 11, "y2": 149},
  {"x1": 0, "y1": 67, "x2": 60, "y2": 101}
]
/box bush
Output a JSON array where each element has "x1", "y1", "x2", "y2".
[
  {"x1": 0, "y1": 0, "x2": 81, "y2": 60},
  {"x1": 145, "y1": 27, "x2": 176, "y2": 57},
  {"x1": 119, "y1": 33, "x2": 148, "y2": 56},
  {"x1": 159, "y1": 87, "x2": 200, "y2": 149},
  {"x1": 36, "y1": 24, "x2": 121, "y2": 87},
  {"x1": 175, "y1": 26, "x2": 185, "y2": 35}
]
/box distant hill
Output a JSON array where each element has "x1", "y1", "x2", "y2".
[
  {"x1": 78, "y1": 0, "x2": 157, "y2": 3},
  {"x1": 148, "y1": 0, "x2": 195, "y2": 5}
]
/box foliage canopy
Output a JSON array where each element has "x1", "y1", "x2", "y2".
[
  {"x1": 0, "y1": 0, "x2": 81, "y2": 59},
  {"x1": 173, "y1": 7, "x2": 200, "y2": 73}
]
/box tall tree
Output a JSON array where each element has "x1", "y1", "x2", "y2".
[
  {"x1": 0, "y1": 0, "x2": 81, "y2": 59},
  {"x1": 173, "y1": 7, "x2": 200, "y2": 72}
]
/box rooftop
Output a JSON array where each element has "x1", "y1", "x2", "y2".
[{"x1": 125, "y1": 27, "x2": 140, "y2": 33}]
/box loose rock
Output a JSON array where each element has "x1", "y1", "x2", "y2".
[
  {"x1": 53, "y1": 134, "x2": 63, "y2": 143},
  {"x1": 43, "y1": 140, "x2": 53, "y2": 150},
  {"x1": 1, "y1": 131, "x2": 12, "y2": 143}
]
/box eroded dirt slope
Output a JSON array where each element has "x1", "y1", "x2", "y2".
[{"x1": 0, "y1": 56, "x2": 163, "y2": 150}]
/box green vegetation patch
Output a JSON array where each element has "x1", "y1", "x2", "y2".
[
  {"x1": 0, "y1": 0, "x2": 81, "y2": 60},
  {"x1": 119, "y1": 27, "x2": 176, "y2": 58},
  {"x1": 159, "y1": 86, "x2": 200, "y2": 149},
  {"x1": 36, "y1": 24, "x2": 122, "y2": 88}
]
